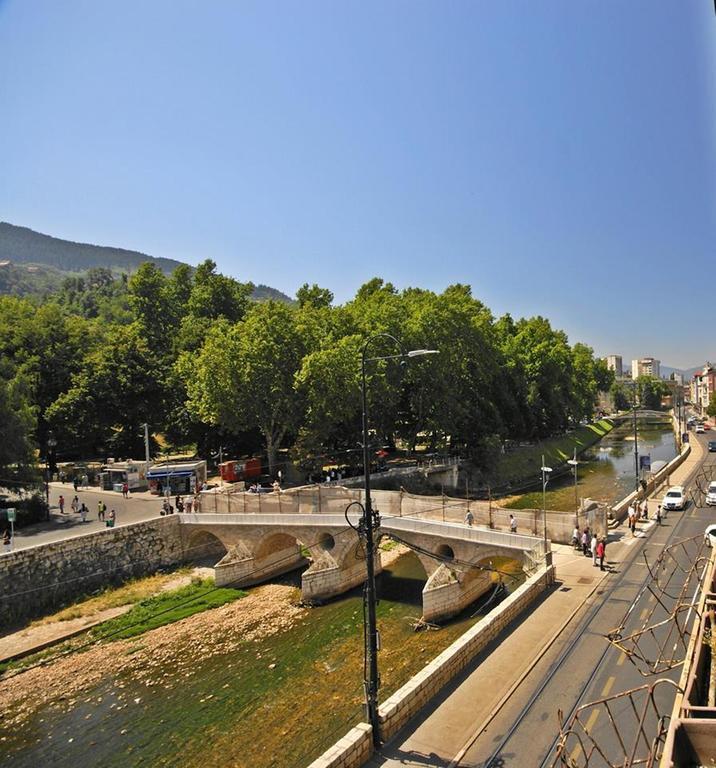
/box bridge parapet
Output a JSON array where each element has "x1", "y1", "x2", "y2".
[{"x1": 178, "y1": 512, "x2": 548, "y2": 622}]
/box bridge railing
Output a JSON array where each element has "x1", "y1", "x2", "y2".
[{"x1": 198, "y1": 484, "x2": 605, "y2": 544}]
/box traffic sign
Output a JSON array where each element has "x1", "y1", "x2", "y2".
[{"x1": 6, "y1": 508, "x2": 16, "y2": 522}]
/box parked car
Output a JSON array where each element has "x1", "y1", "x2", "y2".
[
  {"x1": 705, "y1": 523, "x2": 716, "y2": 547},
  {"x1": 704, "y1": 423, "x2": 711, "y2": 431},
  {"x1": 663, "y1": 486, "x2": 686, "y2": 511},
  {"x1": 695, "y1": 424, "x2": 705, "y2": 434},
  {"x1": 709, "y1": 441, "x2": 716, "y2": 453},
  {"x1": 706, "y1": 482, "x2": 716, "y2": 506}
]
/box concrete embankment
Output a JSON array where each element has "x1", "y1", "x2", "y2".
[{"x1": 307, "y1": 564, "x2": 556, "y2": 768}]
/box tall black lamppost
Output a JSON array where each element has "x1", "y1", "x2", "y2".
[
  {"x1": 46, "y1": 431, "x2": 57, "y2": 520},
  {"x1": 632, "y1": 386, "x2": 640, "y2": 494},
  {"x1": 358, "y1": 333, "x2": 437, "y2": 746}
]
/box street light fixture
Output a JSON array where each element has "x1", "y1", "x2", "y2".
[
  {"x1": 541, "y1": 454, "x2": 552, "y2": 547},
  {"x1": 359, "y1": 333, "x2": 438, "y2": 747}
]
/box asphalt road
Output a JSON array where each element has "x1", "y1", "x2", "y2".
[
  {"x1": 9, "y1": 483, "x2": 165, "y2": 551},
  {"x1": 460, "y1": 431, "x2": 716, "y2": 768}
]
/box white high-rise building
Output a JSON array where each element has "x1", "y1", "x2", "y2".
[
  {"x1": 605, "y1": 355, "x2": 623, "y2": 377},
  {"x1": 631, "y1": 357, "x2": 661, "y2": 379}
]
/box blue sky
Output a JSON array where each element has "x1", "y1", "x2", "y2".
[{"x1": 1, "y1": 1, "x2": 715, "y2": 368}]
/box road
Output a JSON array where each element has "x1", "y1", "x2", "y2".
[
  {"x1": 458, "y1": 430, "x2": 715, "y2": 768},
  {"x1": 9, "y1": 482, "x2": 165, "y2": 551}
]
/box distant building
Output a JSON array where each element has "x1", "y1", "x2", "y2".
[
  {"x1": 631, "y1": 357, "x2": 661, "y2": 380},
  {"x1": 691, "y1": 364, "x2": 716, "y2": 413},
  {"x1": 605, "y1": 355, "x2": 623, "y2": 377}
]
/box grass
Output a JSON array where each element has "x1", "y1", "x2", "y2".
[
  {"x1": 30, "y1": 568, "x2": 196, "y2": 625},
  {"x1": 89, "y1": 578, "x2": 246, "y2": 642},
  {"x1": 491, "y1": 419, "x2": 616, "y2": 488}
]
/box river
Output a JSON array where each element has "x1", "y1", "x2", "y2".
[
  {"x1": 1, "y1": 552, "x2": 524, "y2": 768},
  {"x1": 506, "y1": 416, "x2": 677, "y2": 511}
]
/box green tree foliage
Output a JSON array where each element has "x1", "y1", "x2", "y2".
[
  {"x1": 185, "y1": 302, "x2": 306, "y2": 474},
  {"x1": 706, "y1": 392, "x2": 716, "y2": 419}
]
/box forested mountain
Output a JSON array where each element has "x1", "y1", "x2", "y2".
[{"x1": 0, "y1": 222, "x2": 292, "y2": 304}]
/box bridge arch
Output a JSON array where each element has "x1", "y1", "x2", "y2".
[{"x1": 185, "y1": 529, "x2": 227, "y2": 565}]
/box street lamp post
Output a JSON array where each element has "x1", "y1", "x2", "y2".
[
  {"x1": 567, "y1": 449, "x2": 579, "y2": 530},
  {"x1": 46, "y1": 431, "x2": 57, "y2": 520},
  {"x1": 540, "y1": 454, "x2": 552, "y2": 547},
  {"x1": 359, "y1": 334, "x2": 438, "y2": 747},
  {"x1": 632, "y1": 391, "x2": 640, "y2": 495}
]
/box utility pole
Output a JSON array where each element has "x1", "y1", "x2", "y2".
[
  {"x1": 633, "y1": 392, "x2": 640, "y2": 494},
  {"x1": 567, "y1": 448, "x2": 579, "y2": 531},
  {"x1": 142, "y1": 423, "x2": 151, "y2": 465}
]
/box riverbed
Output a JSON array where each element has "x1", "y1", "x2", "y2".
[
  {"x1": 505, "y1": 416, "x2": 677, "y2": 511},
  {"x1": 0, "y1": 550, "x2": 524, "y2": 767}
]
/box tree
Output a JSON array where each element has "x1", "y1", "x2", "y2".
[
  {"x1": 706, "y1": 392, "x2": 716, "y2": 419},
  {"x1": 0, "y1": 376, "x2": 36, "y2": 476},
  {"x1": 186, "y1": 302, "x2": 305, "y2": 474},
  {"x1": 296, "y1": 283, "x2": 334, "y2": 309}
]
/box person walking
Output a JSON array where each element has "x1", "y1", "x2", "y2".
[
  {"x1": 73, "y1": 476, "x2": 79, "y2": 492},
  {"x1": 509, "y1": 514, "x2": 517, "y2": 534},
  {"x1": 98, "y1": 500, "x2": 105, "y2": 522},
  {"x1": 80, "y1": 503, "x2": 88, "y2": 523},
  {"x1": 71, "y1": 496, "x2": 79, "y2": 514},
  {"x1": 58, "y1": 495, "x2": 65, "y2": 514},
  {"x1": 591, "y1": 533, "x2": 598, "y2": 566},
  {"x1": 107, "y1": 509, "x2": 116, "y2": 528},
  {"x1": 641, "y1": 500, "x2": 648, "y2": 520},
  {"x1": 581, "y1": 528, "x2": 590, "y2": 556},
  {"x1": 2, "y1": 529, "x2": 11, "y2": 553},
  {"x1": 597, "y1": 537, "x2": 606, "y2": 571},
  {"x1": 572, "y1": 525, "x2": 580, "y2": 550},
  {"x1": 465, "y1": 509, "x2": 474, "y2": 527},
  {"x1": 656, "y1": 503, "x2": 662, "y2": 526},
  {"x1": 122, "y1": 482, "x2": 129, "y2": 499},
  {"x1": 185, "y1": 497, "x2": 193, "y2": 514}
]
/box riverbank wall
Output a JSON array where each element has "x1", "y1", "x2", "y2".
[
  {"x1": 0, "y1": 516, "x2": 186, "y2": 630},
  {"x1": 307, "y1": 563, "x2": 556, "y2": 768}
]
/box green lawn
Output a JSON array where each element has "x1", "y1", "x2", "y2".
[{"x1": 490, "y1": 419, "x2": 615, "y2": 488}]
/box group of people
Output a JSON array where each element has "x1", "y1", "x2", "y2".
[
  {"x1": 626, "y1": 499, "x2": 662, "y2": 536},
  {"x1": 57, "y1": 494, "x2": 115, "y2": 526},
  {"x1": 573, "y1": 526, "x2": 608, "y2": 571},
  {"x1": 160, "y1": 494, "x2": 196, "y2": 515}
]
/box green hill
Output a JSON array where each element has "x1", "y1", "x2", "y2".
[{"x1": 0, "y1": 222, "x2": 294, "y2": 303}]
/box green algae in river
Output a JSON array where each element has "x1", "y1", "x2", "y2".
[{"x1": 1, "y1": 552, "x2": 524, "y2": 768}]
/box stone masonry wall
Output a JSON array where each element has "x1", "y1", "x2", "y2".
[{"x1": 0, "y1": 516, "x2": 185, "y2": 630}]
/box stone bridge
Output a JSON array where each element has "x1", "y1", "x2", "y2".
[{"x1": 178, "y1": 512, "x2": 548, "y2": 623}]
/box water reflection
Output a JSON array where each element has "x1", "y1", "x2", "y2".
[{"x1": 507, "y1": 418, "x2": 676, "y2": 511}]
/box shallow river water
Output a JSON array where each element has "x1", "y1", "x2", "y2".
[
  {"x1": 506, "y1": 417, "x2": 677, "y2": 511},
  {"x1": 2, "y1": 553, "x2": 523, "y2": 768}
]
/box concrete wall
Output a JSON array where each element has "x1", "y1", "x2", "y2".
[
  {"x1": 305, "y1": 564, "x2": 555, "y2": 768},
  {"x1": 0, "y1": 516, "x2": 185, "y2": 630}
]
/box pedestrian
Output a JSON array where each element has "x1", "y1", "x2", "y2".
[
  {"x1": 509, "y1": 514, "x2": 517, "y2": 534},
  {"x1": 656, "y1": 503, "x2": 662, "y2": 526},
  {"x1": 81, "y1": 474, "x2": 88, "y2": 489},
  {"x1": 642, "y1": 500, "x2": 648, "y2": 520},
  {"x1": 572, "y1": 525, "x2": 580, "y2": 550},
  {"x1": 71, "y1": 496, "x2": 79, "y2": 514},
  {"x1": 98, "y1": 500, "x2": 105, "y2": 522},
  {"x1": 272, "y1": 479, "x2": 281, "y2": 493},
  {"x1": 597, "y1": 538, "x2": 606, "y2": 571},
  {"x1": 465, "y1": 509, "x2": 474, "y2": 527},
  {"x1": 73, "y1": 476, "x2": 79, "y2": 492},
  {"x1": 80, "y1": 503, "x2": 88, "y2": 523},
  {"x1": 176, "y1": 496, "x2": 184, "y2": 513},
  {"x1": 58, "y1": 494, "x2": 65, "y2": 514},
  {"x1": 591, "y1": 533, "x2": 598, "y2": 566},
  {"x1": 185, "y1": 497, "x2": 193, "y2": 514},
  {"x1": 107, "y1": 509, "x2": 116, "y2": 528},
  {"x1": 122, "y1": 482, "x2": 129, "y2": 499},
  {"x1": 631, "y1": 509, "x2": 637, "y2": 536},
  {"x1": 2, "y1": 529, "x2": 11, "y2": 553},
  {"x1": 582, "y1": 528, "x2": 590, "y2": 556}
]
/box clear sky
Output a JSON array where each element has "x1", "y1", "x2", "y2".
[{"x1": 1, "y1": 1, "x2": 715, "y2": 368}]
